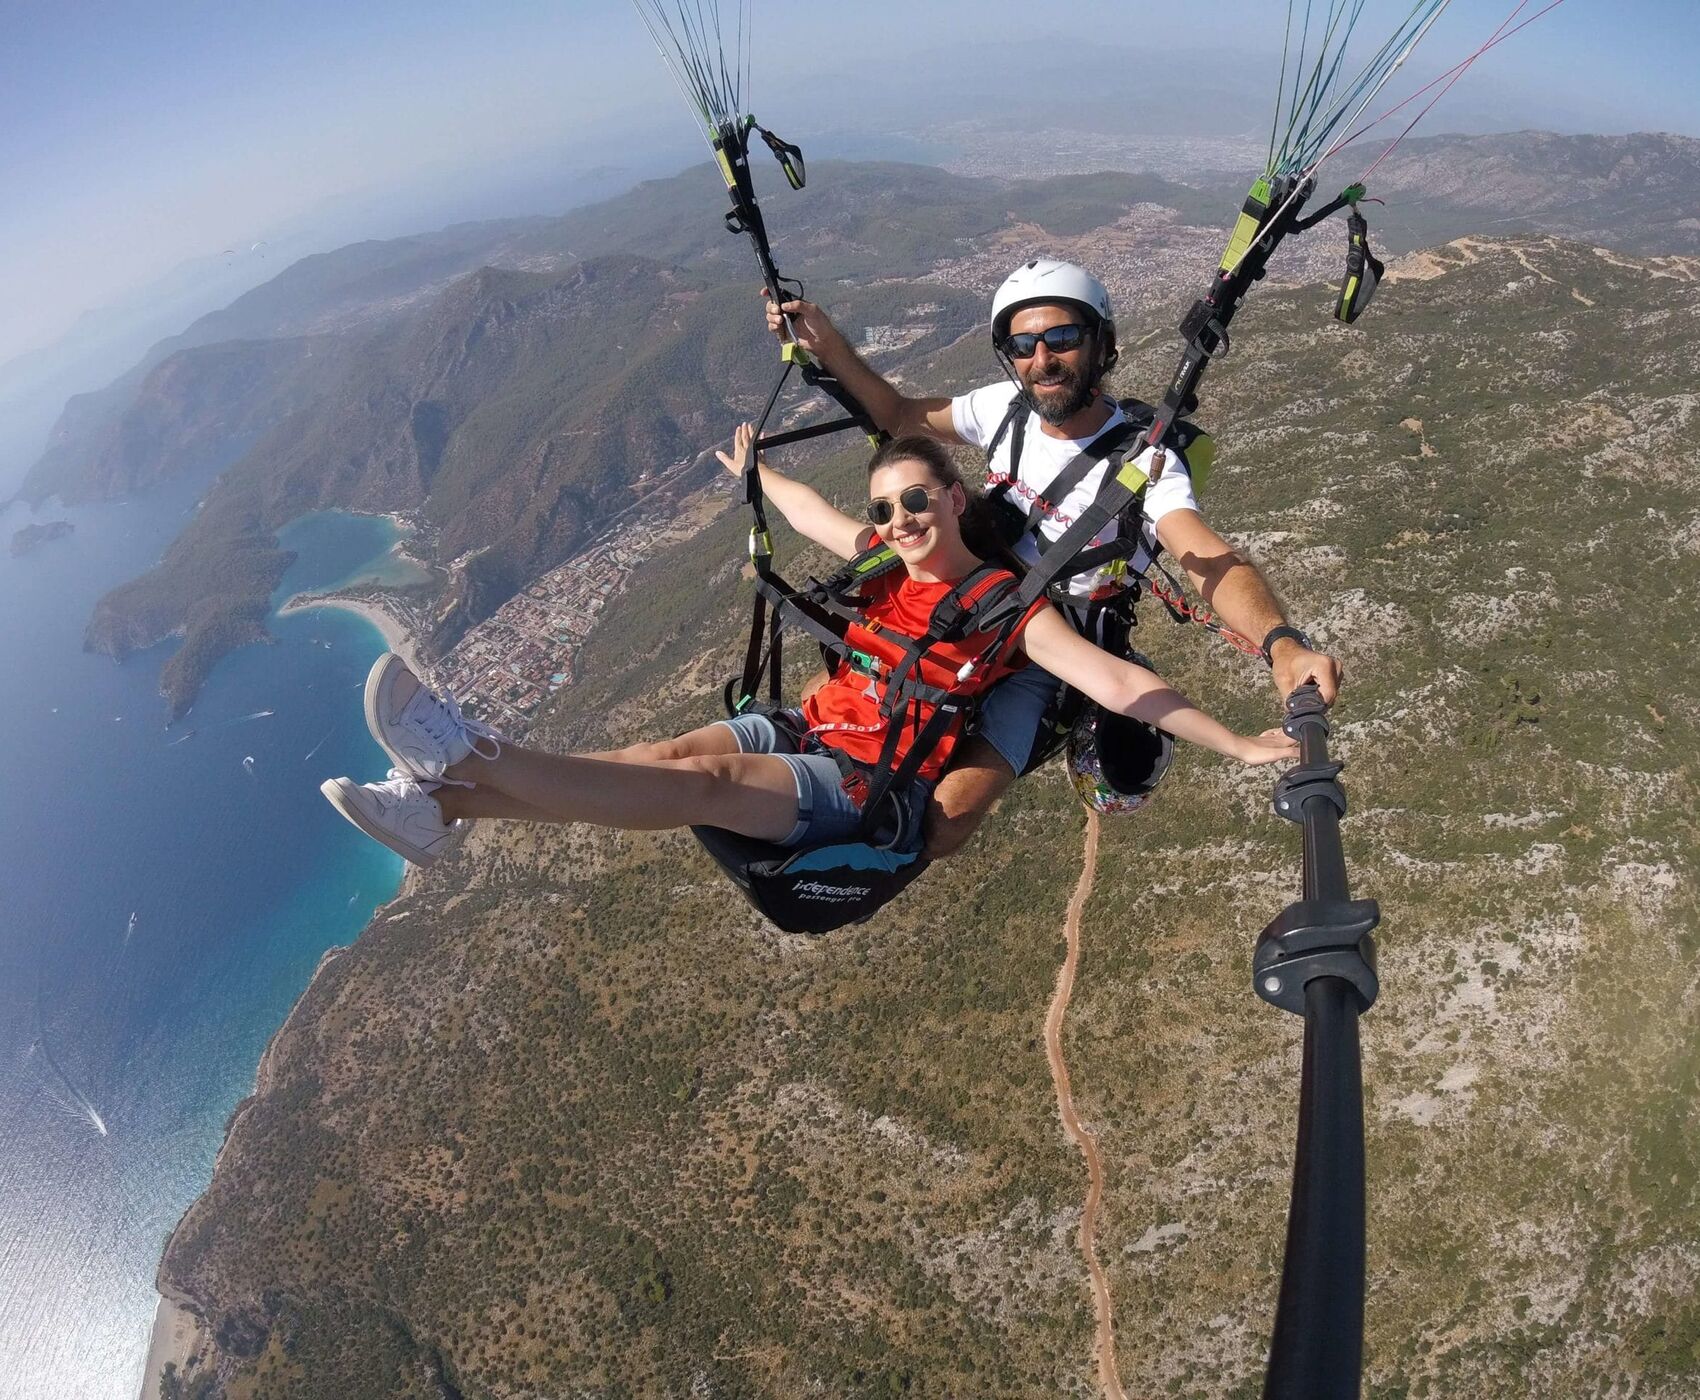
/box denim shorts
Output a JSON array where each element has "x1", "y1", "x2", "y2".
[
  {"x1": 716, "y1": 709, "x2": 869, "y2": 848},
  {"x1": 973, "y1": 665, "x2": 1062, "y2": 774}
]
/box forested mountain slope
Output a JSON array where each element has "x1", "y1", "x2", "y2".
[{"x1": 159, "y1": 237, "x2": 1700, "y2": 1398}]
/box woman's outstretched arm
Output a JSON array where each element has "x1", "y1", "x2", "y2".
[
  {"x1": 1017, "y1": 606, "x2": 1297, "y2": 765},
  {"x1": 715, "y1": 422, "x2": 870, "y2": 560}
]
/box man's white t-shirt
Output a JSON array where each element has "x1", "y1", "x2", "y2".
[{"x1": 951, "y1": 383, "x2": 1201, "y2": 600}]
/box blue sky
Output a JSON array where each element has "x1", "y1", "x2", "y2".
[{"x1": 3, "y1": 0, "x2": 1696, "y2": 370}]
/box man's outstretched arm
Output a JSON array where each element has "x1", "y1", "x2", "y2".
[
  {"x1": 1155, "y1": 508, "x2": 1343, "y2": 703},
  {"x1": 764, "y1": 294, "x2": 960, "y2": 442}
]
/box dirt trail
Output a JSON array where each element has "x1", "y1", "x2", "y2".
[{"x1": 1045, "y1": 811, "x2": 1126, "y2": 1400}]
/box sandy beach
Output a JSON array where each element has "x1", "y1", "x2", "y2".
[
  {"x1": 138, "y1": 1293, "x2": 206, "y2": 1399},
  {"x1": 278, "y1": 593, "x2": 424, "y2": 673}
]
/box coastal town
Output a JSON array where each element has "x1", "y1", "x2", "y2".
[
  {"x1": 434, "y1": 487, "x2": 728, "y2": 732},
  {"x1": 435, "y1": 535, "x2": 646, "y2": 731}
]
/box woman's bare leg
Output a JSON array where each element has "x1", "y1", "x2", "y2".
[
  {"x1": 577, "y1": 722, "x2": 743, "y2": 767},
  {"x1": 435, "y1": 725, "x2": 744, "y2": 822},
  {"x1": 436, "y1": 787, "x2": 570, "y2": 823},
  {"x1": 436, "y1": 723, "x2": 799, "y2": 841}
]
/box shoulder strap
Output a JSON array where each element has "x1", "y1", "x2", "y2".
[
  {"x1": 983, "y1": 395, "x2": 1028, "y2": 494},
  {"x1": 1020, "y1": 418, "x2": 1141, "y2": 538},
  {"x1": 1010, "y1": 452, "x2": 1157, "y2": 612},
  {"x1": 817, "y1": 540, "x2": 902, "y2": 602},
  {"x1": 875, "y1": 566, "x2": 1017, "y2": 711}
]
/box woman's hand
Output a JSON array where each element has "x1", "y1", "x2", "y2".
[
  {"x1": 714, "y1": 422, "x2": 762, "y2": 480},
  {"x1": 1237, "y1": 727, "x2": 1300, "y2": 765}
]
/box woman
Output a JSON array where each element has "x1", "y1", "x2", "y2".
[{"x1": 320, "y1": 429, "x2": 1296, "y2": 866}]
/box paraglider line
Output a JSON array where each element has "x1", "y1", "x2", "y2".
[{"x1": 1355, "y1": 0, "x2": 1568, "y2": 181}]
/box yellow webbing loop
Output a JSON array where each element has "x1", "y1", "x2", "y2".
[
  {"x1": 1219, "y1": 176, "x2": 1272, "y2": 274},
  {"x1": 1115, "y1": 457, "x2": 1151, "y2": 493},
  {"x1": 713, "y1": 146, "x2": 737, "y2": 193},
  {"x1": 1185, "y1": 434, "x2": 1216, "y2": 494}
]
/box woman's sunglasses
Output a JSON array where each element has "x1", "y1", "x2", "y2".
[
  {"x1": 866, "y1": 484, "x2": 948, "y2": 526},
  {"x1": 999, "y1": 323, "x2": 1087, "y2": 359}
]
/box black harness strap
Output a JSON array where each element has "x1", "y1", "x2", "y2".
[
  {"x1": 816, "y1": 542, "x2": 903, "y2": 602},
  {"x1": 849, "y1": 696, "x2": 963, "y2": 840},
  {"x1": 983, "y1": 397, "x2": 1027, "y2": 494},
  {"x1": 1016, "y1": 419, "x2": 1140, "y2": 536},
  {"x1": 874, "y1": 563, "x2": 1007, "y2": 714},
  {"x1": 1009, "y1": 459, "x2": 1151, "y2": 612}
]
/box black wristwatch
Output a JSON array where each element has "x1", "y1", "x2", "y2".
[{"x1": 1260, "y1": 624, "x2": 1313, "y2": 666}]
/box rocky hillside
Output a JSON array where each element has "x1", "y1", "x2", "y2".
[
  {"x1": 1363, "y1": 130, "x2": 1700, "y2": 255},
  {"x1": 17, "y1": 164, "x2": 1202, "y2": 511},
  {"x1": 155, "y1": 236, "x2": 1700, "y2": 1397}
]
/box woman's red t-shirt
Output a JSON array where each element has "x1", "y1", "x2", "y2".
[{"x1": 800, "y1": 568, "x2": 1040, "y2": 783}]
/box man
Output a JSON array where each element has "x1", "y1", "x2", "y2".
[{"x1": 765, "y1": 258, "x2": 1341, "y2": 857}]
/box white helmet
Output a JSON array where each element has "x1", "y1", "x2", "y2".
[{"x1": 991, "y1": 258, "x2": 1114, "y2": 339}]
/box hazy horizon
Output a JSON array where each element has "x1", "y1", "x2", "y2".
[{"x1": 3, "y1": 1, "x2": 1700, "y2": 377}]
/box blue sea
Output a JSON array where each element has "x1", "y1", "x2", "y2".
[{"x1": 0, "y1": 484, "x2": 421, "y2": 1397}]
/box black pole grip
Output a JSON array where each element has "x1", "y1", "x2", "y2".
[
  {"x1": 1256, "y1": 683, "x2": 1379, "y2": 1400},
  {"x1": 1262, "y1": 976, "x2": 1368, "y2": 1399}
]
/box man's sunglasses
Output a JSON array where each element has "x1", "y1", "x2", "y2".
[
  {"x1": 866, "y1": 484, "x2": 948, "y2": 526},
  {"x1": 999, "y1": 323, "x2": 1088, "y2": 359}
]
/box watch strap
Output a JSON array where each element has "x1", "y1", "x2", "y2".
[{"x1": 1260, "y1": 623, "x2": 1311, "y2": 665}]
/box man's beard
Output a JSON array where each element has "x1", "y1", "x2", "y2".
[{"x1": 1022, "y1": 359, "x2": 1094, "y2": 425}]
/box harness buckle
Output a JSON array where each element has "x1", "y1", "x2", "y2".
[
  {"x1": 839, "y1": 768, "x2": 870, "y2": 806},
  {"x1": 748, "y1": 527, "x2": 773, "y2": 561}
]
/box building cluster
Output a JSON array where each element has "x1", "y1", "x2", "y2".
[
  {"x1": 935, "y1": 124, "x2": 1264, "y2": 183},
  {"x1": 438, "y1": 535, "x2": 653, "y2": 732}
]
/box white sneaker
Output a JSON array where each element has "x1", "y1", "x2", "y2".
[
  {"x1": 363, "y1": 653, "x2": 502, "y2": 783},
  {"x1": 320, "y1": 771, "x2": 464, "y2": 866}
]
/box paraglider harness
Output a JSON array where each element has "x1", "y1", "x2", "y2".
[
  {"x1": 692, "y1": 531, "x2": 1037, "y2": 936},
  {"x1": 977, "y1": 392, "x2": 1219, "y2": 776},
  {"x1": 684, "y1": 115, "x2": 1052, "y2": 934}
]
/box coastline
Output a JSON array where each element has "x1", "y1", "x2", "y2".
[
  {"x1": 138, "y1": 934, "x2": 394, "y2": 1396},
  {"x1": 278, "y1": 593, "x2": 424, "y2": 673},
  {"x1": 138, "y1": 1290, "x2": 207, "y2": 1400},
  {"x1": 139, "y1": 579, "x2": 423, "y2": 1398}
]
